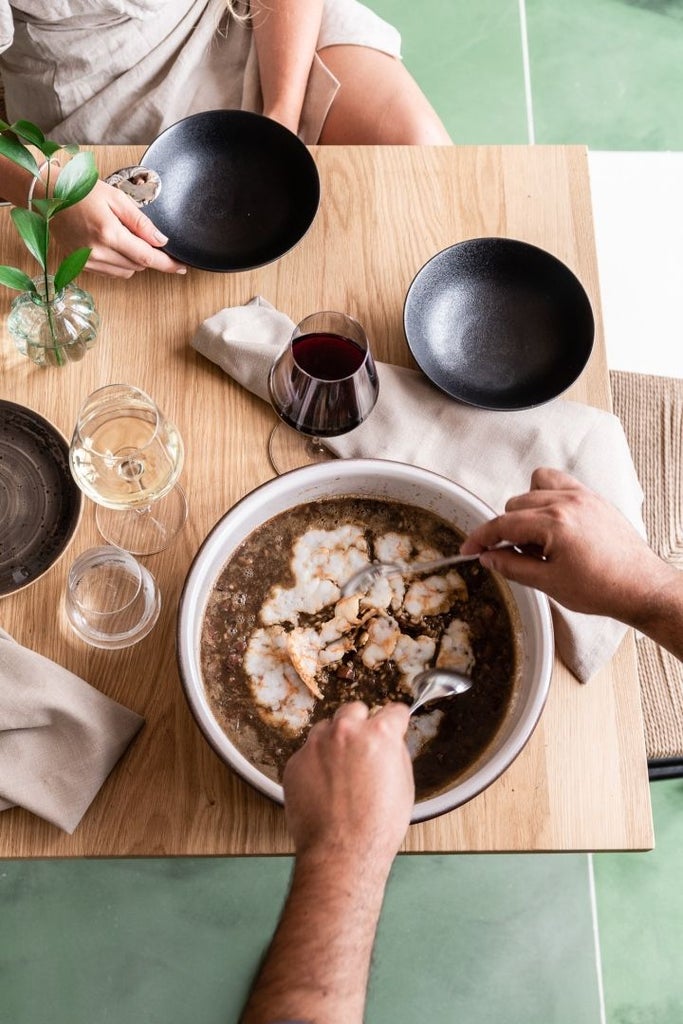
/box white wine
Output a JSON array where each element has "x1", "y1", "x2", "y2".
[
  {"x1": 69, "y1": 384, "x2": 188, "y2": 554},
  {"x1": 70, "y1": 412, "x2": 184, "y2": 510}
]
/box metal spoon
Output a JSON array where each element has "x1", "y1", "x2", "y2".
[
  {"x1": 341, "y1": 544, "x2": 519, "y2": 598},
  {"x1": 408, "y1": 668, "x2": 473, "y2": 715}
]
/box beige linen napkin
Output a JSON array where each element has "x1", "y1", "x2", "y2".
[
  {"x1": 0, "y1": 629, "x2": 144, "y2": 833},
  {"x1": 192, "y1": 297, "x2": 646, "y2": 684}
]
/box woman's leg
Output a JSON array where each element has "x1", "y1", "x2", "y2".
[{"x1": 318, "y1": 44, "x2": 451, "y2": 144}]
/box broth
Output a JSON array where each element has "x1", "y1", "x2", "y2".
[{"x1": 200, "y1": 497, "x2": 518, "y2": 800}]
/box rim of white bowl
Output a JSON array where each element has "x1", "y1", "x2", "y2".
[{"x1": 176, "y1": 459, "x2": 554, "y2": 820}]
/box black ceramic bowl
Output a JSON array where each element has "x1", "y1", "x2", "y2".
[
  {"x1": 403, "y1": 237, "x2": 595, "y2": 410},
  {"x1": 140, "y1": 109, "x2": 321, "y2": 272}
]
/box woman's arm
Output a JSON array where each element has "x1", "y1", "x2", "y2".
[
  {"x1": 0, "y1": 153, "x2": 185, "y2": 277},
  {"x1": 0, "y1": 153, "x2": 44, "y2": 207},
  {"x1": 251, "y1": 0, "x2": 324, "y2": 134}
]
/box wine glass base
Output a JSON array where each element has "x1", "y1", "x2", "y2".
[
  {"x1": 268, "y1": 424, "x2": 336, "y2": 475},
  {"x1": 95, "y1": 484, "x2": 189, "y2": 555}
]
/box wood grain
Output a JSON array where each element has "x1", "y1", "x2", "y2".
[{"x1": 0, "y1": 145, "x2": 653, "y2": 854}]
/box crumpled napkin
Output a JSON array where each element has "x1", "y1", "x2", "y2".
[
  {"x1": 0, "y1": 628, "x2": 144, "y2": 833},
  {"x1": 192, "y1": 296, "x2": 646, "y2": 684}
]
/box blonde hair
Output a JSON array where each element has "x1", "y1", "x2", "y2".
[{"x1": 225, "y1": 0, "x2": 250, "y2": 19}]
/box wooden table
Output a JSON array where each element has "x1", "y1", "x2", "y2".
[{"x1": 0, "y1": 144, "x2": 653, "y2": 855}]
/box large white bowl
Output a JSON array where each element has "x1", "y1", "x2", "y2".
[{"x1": 177, "y1": 459, "x2": 554, "y2": 823}]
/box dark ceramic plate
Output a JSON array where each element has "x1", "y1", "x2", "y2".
[
  {"x1": 0, "y1": 401, "x2": 82, "y2": 597},
  {"x1": 140, "y1": 109, "x2": 321, "y2": 272},
  {"x1": 403, "y1": 237, "x2": 595, "y2": 410}
]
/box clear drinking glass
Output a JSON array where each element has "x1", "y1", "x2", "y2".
[
  {"x1": 69, "y1": 384, "x2": 188, "y2": 555},
  {"x1": 64, "y1": 546, "x2": 161, "y2": 648},
  {"x1": 267, "y1": 311, "x2": 379, "y2": 474}
]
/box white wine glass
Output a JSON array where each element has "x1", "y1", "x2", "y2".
[
  {"x1": 69, "y1": 384, "x2": 188, "y2": 555},
  {"x1": 268, "y1": 311, "x2": 379, "y2": 474}
]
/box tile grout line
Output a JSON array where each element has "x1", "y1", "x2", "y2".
[
  {"x1": 587, "y1": 853, "x2": 607, "y2": 1024},
  {"x1": 517, "y1": 0, "x2": 536, "y2": 144}
]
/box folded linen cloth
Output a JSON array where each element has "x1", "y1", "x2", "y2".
[
  {"x1": 0, "y1": 629, "x2": 144, "y2": 833},
  {"x1": 192, "y1": 296, "x2": 646, "y2": 684}
]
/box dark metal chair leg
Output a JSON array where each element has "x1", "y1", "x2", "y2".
[{"x1": 648, "y1": 758, "x2": 683, "y2": 781}]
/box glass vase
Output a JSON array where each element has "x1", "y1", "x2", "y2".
[{"x1": 8, "y1": 275, "x2": 99, "y2": 367}]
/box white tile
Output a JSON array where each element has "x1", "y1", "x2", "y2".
[{"x1": 588, "y1": 151, "x2": 683, "y2": 379}]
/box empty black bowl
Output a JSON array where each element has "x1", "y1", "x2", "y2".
[
  {"x1": 140, "y1": 109, "x2": 321, "y2": 272},
  {"x1": 403, "y1": 237, "x2": 595, "y2": 410}
]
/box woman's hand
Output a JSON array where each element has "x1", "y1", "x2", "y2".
[{"x1": 51, "y1": 179, "x2": 187, "y2": 278}]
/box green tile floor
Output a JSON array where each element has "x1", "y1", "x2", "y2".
[
  {"x1": 3, "y1": 2, "x2": 683, "y2": 1021},
  {"x1": 2, "y1": 855, "x2": 602, "y2": 1024},
  {"x1": 377, "y1": 0, "x2": 683, "y2": 150},
  {"x1": 594, "y1": 781, "x2": 683, "y2": 1024},
  {"x1": 3, "y1": 784, "x2": 681, "y2": 1023}
]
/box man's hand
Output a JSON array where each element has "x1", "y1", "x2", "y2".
[
  {"x1": 284, "y1": 700, "x2": 414, "y2": 873},
  {"x1": 52, "y1": 179, "x2": 187, "y2": 278},
  {"x1": 460, "y1": 467, "x2": 675, "y2": 628}
]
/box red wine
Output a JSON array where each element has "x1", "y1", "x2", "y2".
[
  {"x1": 292, "y1": 332, "x2": 366, "y2": 380},
  {"x1": 276, "y1": 396, "x2": 367, "y2": 436},
  {"x1": 269, "y1": 329, "x2": 379, "y2": 437}
]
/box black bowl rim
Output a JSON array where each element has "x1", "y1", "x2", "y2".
[
  {"x1": 403, "y1": 235, "x2": 595, "y2": 411},
  {"x1": 140, "y1": 109, "x2": 321, "y2": 273}
]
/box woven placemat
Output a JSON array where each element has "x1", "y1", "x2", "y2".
[{"x1": 610, "y1": 369, "x2": 683, "y2": 760}]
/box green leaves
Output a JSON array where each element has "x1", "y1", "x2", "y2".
[
  {"x1": 29, "y1": 197, "x2": 65, "y2": 219},
  {"x1": 9, "y1": 120, "x2": 47, "y2": 149},
  {"x1": 52, "y1": 151, "x2": 98, "y2": 211},
  {"x1": 0, "y1": 119, "x2": 98, "y2": 295},
  {"x1": 11, "y1": 208, "x2": 47, "y2": 268},
  {"x1": 0, "y1": 134, "x2": 40, "y2": 179},
  {"x1": 0, "y1": 266, "x2": 37, "y2": 293},
  {"x1": 54, "y1": 247, "x2": 91, "y2": 291},
  {"x1": 29, "y1": 152, "x2": 98, "y2": 218}
]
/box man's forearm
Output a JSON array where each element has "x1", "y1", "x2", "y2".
[
  {"x1": 630, "y1": 564, "x2": 683, "y2": 661},
  {"x1": 241, "y1": 848, "x2": 391, "y2": 1024}
]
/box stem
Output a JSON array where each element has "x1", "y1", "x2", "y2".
[
  {"x1": 42, "y1": 160, "x2": 50, "y2": 307},
  {"x1": 38, "y1": 158, "x2": 64, "y2": 365},
  {"x1": 45, "y1": 295, "x2": 62, "y2": 365}
]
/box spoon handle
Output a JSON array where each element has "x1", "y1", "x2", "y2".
[
  {"x1": 408, "y1": 692, "x2": 434, "y2": 715},
  {"x1": 399, "y1": 552, "x2": 480, "y2": 577},
  {"x1": 389, "y1": 544, "x2": 519, "y2": 581}
]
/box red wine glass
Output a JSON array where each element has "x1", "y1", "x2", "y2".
[{"x1": 268, "y1": 311, "x2": 379, "y2": 474}]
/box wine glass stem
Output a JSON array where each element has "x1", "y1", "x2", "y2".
[{"x1": 307, "y1": 437, "x2": 329, "y2": 457}]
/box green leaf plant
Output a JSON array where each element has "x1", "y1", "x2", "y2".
[{"x1": 0, "y1": 119, "x2": 98, "y2": 357}]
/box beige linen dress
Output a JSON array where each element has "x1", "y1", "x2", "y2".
[{"x1": 0, "y1": 0, "x2": 401, "y2": 144}]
